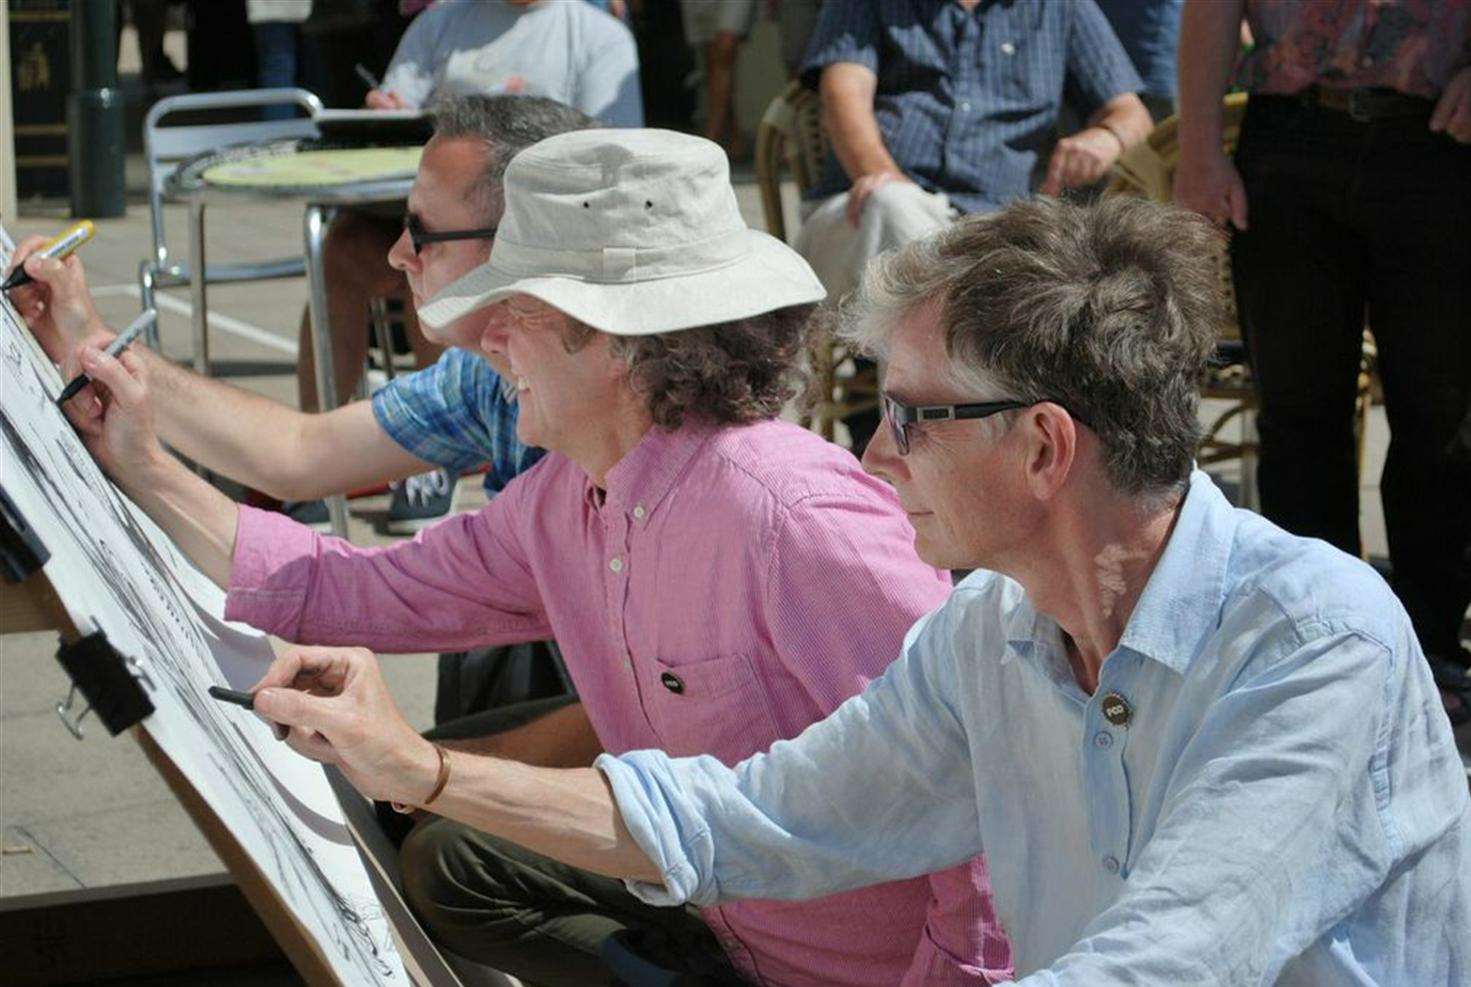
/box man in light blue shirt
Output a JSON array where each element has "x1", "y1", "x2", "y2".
[
  {"x1": 238, "y1": 196, "x2": 1469, "y2": 983},
  {"x1": 598, "y1": 197, "x2": 1471, "y2": 982}
]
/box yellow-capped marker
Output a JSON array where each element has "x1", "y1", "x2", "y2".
[{"x1": 2, "y1": 220, "x2": 97, "y2": 291}]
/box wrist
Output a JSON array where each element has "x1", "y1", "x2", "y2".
[
  {"x1": 391, "y1": 738, "x2": 448, "y2": 812},
  {"x1": 1094, "y1": 122, "x2": 1127, "y2": 157}
]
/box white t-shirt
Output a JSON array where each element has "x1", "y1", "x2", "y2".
[{"x1": 381, "y1": 0, "x2": 643, "y2": 127}]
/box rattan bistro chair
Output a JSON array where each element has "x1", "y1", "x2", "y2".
[
  {"x1": 754, "y1": 82, "x2": 880, "y2": 444},
  {"x1": 1105, "y1": 93, "x2": 1376, "y2": 511}
]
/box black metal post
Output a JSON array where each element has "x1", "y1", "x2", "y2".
[{"x1": 68, "y1": 0, "x2": 125, "y2": 217}]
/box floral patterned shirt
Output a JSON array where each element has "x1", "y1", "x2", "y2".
[{"x1": 1237, "y1": 0, "x2": 1470, "y2": 99}]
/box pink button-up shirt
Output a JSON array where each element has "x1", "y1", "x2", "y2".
[{"x1": 227, "y1": 420, "x2": 1013, "y2": 986}]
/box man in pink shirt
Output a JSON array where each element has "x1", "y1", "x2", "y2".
[{"x1": 70, "y1": 130, "x2": 1012, "y2": 985}]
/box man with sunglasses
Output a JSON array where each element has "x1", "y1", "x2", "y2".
[
  {"x1": 10, "y1": 95, "x2": 587, "y2": 528},
  {"x1": 168, "y1": 195, "x2": 1463, "y2": 983},
  {"x1": 9, "y1": 94, "x2": 594, "y2": 719}
]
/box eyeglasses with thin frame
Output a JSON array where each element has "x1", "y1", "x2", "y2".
[
  {"x1": 402, "y1": 213, "x2": 498, "y2": 255},
  {"x1": 881, "y1": 393, "x2": 1084, "y2": 455}
]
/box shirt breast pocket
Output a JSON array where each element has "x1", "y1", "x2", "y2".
[{"x1": 641, "y1": 654, "x2": 782, "y2": 765}]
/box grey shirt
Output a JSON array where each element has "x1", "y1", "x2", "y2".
[{"x1": 382, "y1": 0, "x2": 643, "y2": 126}]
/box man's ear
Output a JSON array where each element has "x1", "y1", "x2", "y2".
[{"x1": 1022, "y1": 402, "x2": 1076, "y2": 501}]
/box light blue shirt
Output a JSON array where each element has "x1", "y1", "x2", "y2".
[{"x1": 598, "y1": 471, "x2": 1470, "y2": 983}]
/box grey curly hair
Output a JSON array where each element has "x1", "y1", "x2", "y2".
[
  {"x1": 561, "y1": 305, "x2": 819, "y2": 429},
  {"x1": 841, "y1": 195, "x2": 1225, "y2": 497}
]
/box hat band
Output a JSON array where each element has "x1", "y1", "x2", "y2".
[{"x1": 489, "y1": 227, "x2": 752, "y2": 284}]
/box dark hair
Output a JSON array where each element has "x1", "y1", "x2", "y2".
[
  {"x1": 843, "y1": 196, "x2": 1224, "y2": 496},
  {"x1": 561, "y1": 305, "x2": 819, "y2": 429},
  {"x1": 430, "y1": 94, "x2": 598, "y2": 209}
]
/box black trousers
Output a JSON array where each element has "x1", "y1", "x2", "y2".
[{"x1": 1230, "y1": 95, "x2": 1471, "y2": 658}]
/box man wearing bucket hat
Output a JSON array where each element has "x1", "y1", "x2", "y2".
[{"x1": 74, "y1": 129, "x2": 1013, "y2": 985}]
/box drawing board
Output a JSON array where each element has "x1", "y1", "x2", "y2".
[{"x1": 0, "y1": 226, "x2": 407, "y2": 985}]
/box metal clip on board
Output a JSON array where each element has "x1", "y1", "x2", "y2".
[
  {"x1": 0, "y1": 484, "x2": 153, "y2": 739},
  {"x1": 54, "y1": 631, "x2": 154, "y2": 739}
]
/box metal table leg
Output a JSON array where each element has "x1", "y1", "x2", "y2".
[
  {"x1": 304, "y1": 203, "x2": 350, "y2": 539},
  {"x1": 188, "y1": 195, "x2": 208, "y2": 377}
]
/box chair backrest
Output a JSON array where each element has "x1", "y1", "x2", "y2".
[
  {"x1": 143, "y1": 87, "x2": 323, "y2": 270},
  {"x1": 753, "y1": 82, "x2": 829, "y2": 242},
  {"x1": 1106, "y1": 93, "x2": 1249, "y2": 339}
]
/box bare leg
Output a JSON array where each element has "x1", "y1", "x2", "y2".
[
  {"x1": 297, "y1": 212, "x2": 403, "y2": 411},
  {"x1": 703, "y1": 31, "x2": 746, "y2": 157}
]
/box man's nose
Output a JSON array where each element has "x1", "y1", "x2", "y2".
[
  {"x1": 387, "y1": 229, "x2": 417, "y2": 272},
  {"x1": 480, "y1": 308, "x2": 510, "y2": 351},
  {"x1": 861, "y1": 419, "x2": 906, "y2": 483}
]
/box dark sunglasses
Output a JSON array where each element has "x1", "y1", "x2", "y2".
[
  {"x1": 882, "y1": 393, "x2": 1084, "y2": 455},
  {"x1": 403, "y1": 213, "x2": 498, "y2": 255}
]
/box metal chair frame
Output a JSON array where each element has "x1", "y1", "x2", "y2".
[{"x1": 137, "y1": 87, "x2": 323, "y2": 352}]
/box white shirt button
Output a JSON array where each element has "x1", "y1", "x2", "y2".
[
  {"x1": 1000, "y1": 41, "x2": 1016, "y2": 55},
  {"x1": 632, "y1": 505, "x2": 646, "y2": 520},
  {"x1": 1103, "y1": 855, "x2": 1120, "y2": 874},
  {"x1": 960, "y1": 100, "x2": 972, "y2": 112},
  {"x1": 609, "y1": 557, "x2": 624, "y2": 573},
  {"x1": 1093, "y1": 731, "x2": 1113, "y2": 749}
]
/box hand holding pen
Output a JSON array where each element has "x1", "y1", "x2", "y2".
[
  {"x1": 2, "y1": 220, "x2": 94, "y2": 292},
  {"x1": 57, "y1": 309, "x2": 157, "y2": 406}
]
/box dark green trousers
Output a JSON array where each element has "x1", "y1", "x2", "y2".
[{"x1": 398, "y1": 698, "x2": 742, "y2": 987}]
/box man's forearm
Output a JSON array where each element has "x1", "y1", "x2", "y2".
[
  {"x1": 142, "y1": 350, "x2": 318, "y2": 499},
  {"x1": 142, "y1": 352, "x2": 428, "y2": 501},
  {"x1": 1177, "y1": 0, "x2": 1246, "y2": 154},
  {"x1": 1088, "y1": 93, "x2": 1153, "y2": 149},
  {"x1": 820, "y1": 64, "x2": 905, "y2": 180},
  {"x1": 124, "y1": 450, "x2": 240, "y2": 589},
  {"x1": 425, "y1": 755, "x2": 663, "y2": 884}
]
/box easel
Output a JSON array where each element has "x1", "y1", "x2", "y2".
[
  {"x1": 0, "y1": 487, "x2": 488, "y2": 987},
  {"x1": 0, "y1": 490, "x2": 342, "y2": 987}
]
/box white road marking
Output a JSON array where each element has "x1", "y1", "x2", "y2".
[{"x1": 91, "y1": 283, "x2": 299, "y2": 356}]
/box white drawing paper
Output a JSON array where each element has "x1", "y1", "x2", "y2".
[{"x1": 0, "y1": 226, "x2": 406, "y2": 986}]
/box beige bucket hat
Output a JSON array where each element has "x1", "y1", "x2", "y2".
[{"x1": 417, "y1": 128, "x2": 826, "y2": 336}]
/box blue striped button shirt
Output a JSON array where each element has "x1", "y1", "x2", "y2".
[
  {"x1": 371, "y1": 347, "x2": 544, "y2": 494},
  {"x1": 802, "y1": 0, "x2": 1143, "y2": 214}
]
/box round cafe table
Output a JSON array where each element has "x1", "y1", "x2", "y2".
[{"x1": 166, "y1": 143, "x2": 423, "y2": 537}]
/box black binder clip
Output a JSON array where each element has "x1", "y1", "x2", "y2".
[
  {"x1": 0, "y1": 485, "x2": 48, "y2": 583},
  {"x1": 54, "y1": 631, "x2": 154, "y2": 739}
]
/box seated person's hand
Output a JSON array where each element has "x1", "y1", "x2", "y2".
[
  {"x1": 6, "y1": 236, "x2": 110, "y2": 366},
  {"x1": 67, "y1": 342, "x2": 167, "y2": 487},
  {"x1": 252, "y1": 645, "x2": 438, "y2": 806},
  {"x1": 1430, "y1": 66, "x2": 1471, "y2": 144},
  {"x1": 847, "y1": 169, "x2": 912, "y2": 227},
  {"x1": 364, "y1": 88, "x2": 407, "y2": 110},
  {"x1": 1040, "y1": 127, "x2": 1123, "y2": 197}
]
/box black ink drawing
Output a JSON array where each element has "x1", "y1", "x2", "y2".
[{"x1": 0, "y1": 234, "x2": 403, "y2": 984}]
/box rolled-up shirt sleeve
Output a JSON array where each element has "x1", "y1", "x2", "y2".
[
  {"x1": 224, "y1": 482, "x2": 551, "y2": 652},
  {"x1": 598, "y1": 604, "x2": 983, "y2": 910},
  {"x1": 1017, "y1": 627, "x2": 1425, "y2": 985},
  {"x1": 799, "y1": 0, "x2": 880, "y2": 88}
]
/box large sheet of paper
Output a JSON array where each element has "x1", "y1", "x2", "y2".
[{"x1": 0, "y1": 227, "x2": 406, "y2": 985}]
